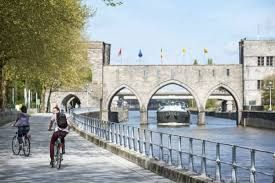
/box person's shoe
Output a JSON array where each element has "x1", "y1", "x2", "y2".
[
  {"x1": 19, "y1": 144, "x2": 23, "y2": 151},
  {"x1": 62, "y1": 150, "x2": 65, "y2": 154},
  {"x1": 50, "y1": 160, "x2": 54, "y2": 167}
]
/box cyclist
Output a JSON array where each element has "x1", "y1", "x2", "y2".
[
  {"x1": 48, "y1": 106, "x2": 70, "y2": 166},
  {"x1": 12, "y1": 105, "x2": 30, "y2": 149}
]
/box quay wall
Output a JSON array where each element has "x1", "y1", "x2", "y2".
[{"x1": 241, "y1": 111, "x2": 275, "y2": 130}]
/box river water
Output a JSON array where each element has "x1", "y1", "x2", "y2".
[{"x1": 119, "y1": 110, "x2": 275, "y2": 182}]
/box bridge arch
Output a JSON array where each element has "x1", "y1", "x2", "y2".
[
  {"x1": 145, "y1": 79, "x2": 202, "y2": 111},
  {"x1": 61, "y1": 94, "x2": 81, "y2": 112},
  {"x1": 104, "y1": 84, "x2": 142, "y2": 111},
  {"x1": 203, "y1": 83, "x2": 242, "y2": 124}
]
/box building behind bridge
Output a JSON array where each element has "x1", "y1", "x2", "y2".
[{"x1": 239, "y1": 39, "x2": 275, "y2": 110}]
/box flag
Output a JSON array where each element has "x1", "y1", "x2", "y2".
[
  {"x1": 160, "y1": 48, "x2": 163, "y2": 60},
  {"x1": 138, "y1": 49, "x2": 143, "y2": 58},
  {"x1": 204, "y1": 48, "x2": 208, "y2": 54},
  {"x1": 118, "y1": 48, "x2": 122, "y2": 56},
  {"x1": 182, "y1": 48, "x2": 186, "y2": 55}
]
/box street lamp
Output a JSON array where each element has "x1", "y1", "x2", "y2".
[{"x1": 268, "y1": 81, "x2": 273, "y2": 111}]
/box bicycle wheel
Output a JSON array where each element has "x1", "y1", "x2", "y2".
[
  {"x1": 23, "y1": 136, "x2": 31, "y2": 156},
  {"x1": 56, "y1": 145, "x2": 62, "y2": 169},
  {"x1": 12, "y1": 136, "x2": 20, "y2": 155}
]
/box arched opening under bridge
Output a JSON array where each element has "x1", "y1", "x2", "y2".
[
  {"x1": 61, "y1": 94, "x2": 81, "y2": 112},
  {"x1": 146, "y1": 82, "x2": 201, "y2": 126},
  {"x1": 204, "y1": 85, "x2": 241, "y2": 126},
  {"x1": 106, "y1": 86, "x2": 141, "y2": 123}
]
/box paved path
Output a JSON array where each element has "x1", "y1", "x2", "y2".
[{"x1": 0, "y1": 114, "x2": 173, "y2": 183}]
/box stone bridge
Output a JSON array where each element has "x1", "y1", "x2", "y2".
[{"x1": 49, "y1": 41, "x2": 243, "y2": 125}]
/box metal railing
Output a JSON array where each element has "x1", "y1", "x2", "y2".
[
  {"x1": 70, "y1": 107, "x2": 99, "y2": 114},
  {"x1": 71, "y1": 112, "x2": 275, "y2": 183}
]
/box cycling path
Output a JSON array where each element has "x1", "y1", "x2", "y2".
[{"x1": 0, "y1": 114, "x2": 173, "y2": 183}]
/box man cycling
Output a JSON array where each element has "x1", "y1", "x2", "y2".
[{"x1": 48, "y1": 106, "x2": 70, "y2": 166}]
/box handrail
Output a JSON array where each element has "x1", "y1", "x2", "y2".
[{"x1": 71, "y1": 112, "x2": 275, "y2": 183}]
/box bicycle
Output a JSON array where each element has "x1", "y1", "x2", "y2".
[
  {"x1": 51, "y1": 136, "x2": 63, "y2": 169},
  {"x1": 12, "y1": 127, "x2": 31, "y2": 156}
]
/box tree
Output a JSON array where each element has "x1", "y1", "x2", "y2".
[
  {"x1": 0, "y1": 0, "x2": 91, "y2": 110},
  {"x1": 207, "y1": 58, "x2": 213, "y2": 65},
  {"x1": 193, "y1": 59, "x2": 198, "y2": 65}
]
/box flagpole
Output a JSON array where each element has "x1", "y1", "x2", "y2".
[{"x1": 120, "y1": 54, "x2": 122, "y2": 65}]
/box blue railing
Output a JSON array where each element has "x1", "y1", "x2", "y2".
[{"x1": 71, "y1": 111, "x2": 275, "y2": 183}]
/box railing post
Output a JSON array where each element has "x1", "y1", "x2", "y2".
[
  {"x1": 201, "y1": 140, "x2": 207, "y2": 176},
  {"x1": 142, "y1": 129, "x2": 146, "y2": 156},
  {"x1": 273, "y1": 153, "x2": 275, "y2": 183},
  {"x1": 127, "y1": 126, "x2": 131, "y2": 150},
  {"x1": 249, "y1": 149, "x2": 256, "y2": 183},
  {"x1": 123, "y1": 125, "x2": 127, "y2": 148},
  {"x1": 115, "y1": 124, "x2": 118, "y2": 145},
  {"x1": 149, "y1": 131, "x2": 153, "y2": 158},
  {"x1": 189, "y1": 138, "x2": 194, "y2": 171},
  {"x1": 231, "y1": 145, "x2": 237, "y2": 183},
  {"x1": 215, "y1": 143, "x2": 221, "y2": 182},
  {"x1": 89, "y1": 119, "x2": 92, "y2": 133},
  {"x1": 108, "y1": 122, "x2": 112, "y2": 142},
  {"x1": 132, "y1": 127, "x2": 136, "y2": 152},
  {"x1": 110, "y1": 123, "x2": 114, "y2": 143},
  {"x1": 178, "y1": 136, "x2": 183, "y2": 169},
  {"x1": 119, "y1": 124, "x2": 122, "y2": 146},
  {"x1": 137, "y1": 128, "x2": 141, "y2": 154},
  {"x1": 159, "y1": 133, "x2": 163, "y2": 161},
  {"x1": 168, "y1": 134, "x2": 172, "y2": 165}
]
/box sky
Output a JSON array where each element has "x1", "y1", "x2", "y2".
[{"x1": 83, "y1": 0, "x2": 275, "y2": 65}]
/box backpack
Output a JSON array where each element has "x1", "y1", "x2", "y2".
[
  {"x1": 18, "y1": 113, "x2": 29, "y2": 126},
  {"x1": 57, "y1": 113, "x2": 68, "y2": 129}
]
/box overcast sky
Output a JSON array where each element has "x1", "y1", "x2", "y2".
[{"x1": 84, "y1": 0, "x2": 275, "y2": 65}]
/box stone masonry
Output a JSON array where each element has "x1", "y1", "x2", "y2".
[{"x1": 50, "y1": 41, "x2": 244, "y2": 125}]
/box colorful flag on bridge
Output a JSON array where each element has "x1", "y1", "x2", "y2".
[
  {"x1": 182, "y1": 48, "x2": 186, "y2": 55},
  {"x1": 118, "y1": 48, "x2": 122, "y2": 56},
  {"x1": 138, "y1": 49, "x2": 143, "y2": 58}
]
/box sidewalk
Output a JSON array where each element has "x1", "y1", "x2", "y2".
[{"x1": 0, "y1": 114, "x2": 173, "y2": 183}]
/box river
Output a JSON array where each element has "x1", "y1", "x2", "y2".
[{"x1": 119, "y1": 110, "x2": 275, "y2": 182}]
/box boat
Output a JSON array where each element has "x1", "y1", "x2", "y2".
[{"x1": 157, "y1": 101, "x2": 190, "y2": 125}]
